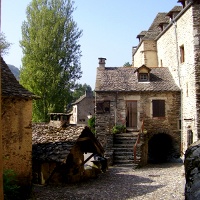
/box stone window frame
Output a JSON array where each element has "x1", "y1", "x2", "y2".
[
  {"x1": 150, "y1": 97, "x2": 167, "y2": 119},
  {"x1": 96, "y1": 100, "x2": 110, "y2": 114}
]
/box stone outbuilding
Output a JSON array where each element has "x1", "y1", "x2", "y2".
[
  {"x1": 32, "y1": 125, "x2": 106, "y2": 184},
  {"x1": 95, "y1": 59, "x2": 181, "y2": 166},
  {"x1": 1, "y1": 57, "x2": 38, "y2": 190}
]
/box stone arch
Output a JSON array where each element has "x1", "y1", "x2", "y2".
[{"x1": 148, "y1": 133, "x2": 174, "y2": 163}]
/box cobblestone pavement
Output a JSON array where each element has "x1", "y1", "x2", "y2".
[{"x1": 32, "y1": 163, "x2": 185, "y2": 200}]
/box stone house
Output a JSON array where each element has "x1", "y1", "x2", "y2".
[
  {"x1": 133, "y1": 0, "x2": 200, "y2": 153},
  {"x1": 70, "y1": 90, "x2": 94, "y2": 125},
  {"x1": 1, "y1": 57, "x2": 38, "y2": 189},
  {"x1": 32, "y1": 125, "x2": 106, "y2": 184},
  {"x1": 95, "y1": 59, "x2": 181, "y2": 165}
]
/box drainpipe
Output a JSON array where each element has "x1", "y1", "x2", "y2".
[{"x1": 173, "y1": 20, "x2": 184, "y2": 155}]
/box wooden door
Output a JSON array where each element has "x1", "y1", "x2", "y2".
[{"x1": 126, "y1": 101, "x2": 137, "y2": 129}]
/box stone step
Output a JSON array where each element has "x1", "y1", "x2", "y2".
[
  {"x1": 114, "y1": 132, "x2": 139, "y2": 137},
  {"x1": 114, "y1": 159, "x2": 134, "y2": 164},
  {"x1": 114, "y1": 140, "x2": 135, "y2": 147},
  {"x1": 114, "y1": 155, "x2": 134, "y2": 161},
  {"x1": 114, "y1": 151, "x2": 141, "y2": 156},
  {"x1": 113, "y1": 163, "x2": 138, "y2": 168},
  {"x1": 113, "y1": 143, "x2": 134, "y2": 148}
]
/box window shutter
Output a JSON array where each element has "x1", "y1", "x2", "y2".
[{"x1": 152, "y1": 100, "x2": 165, "y2": 117}]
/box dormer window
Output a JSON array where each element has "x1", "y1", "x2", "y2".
[
  {"x1": 134, "y1": 65, "x2": 151, "y2": 82},
  {"x1": 167, "y1": 6, "x2": 182, "y2": 21},
  {"x1": 139, "y1": 73, "x2": 148, "y2": 82}
]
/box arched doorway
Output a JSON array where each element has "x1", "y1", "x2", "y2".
[{"x1": 148, "y1": 133, "x2": 173, "y2": 163}]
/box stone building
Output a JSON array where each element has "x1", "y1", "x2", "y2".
[
  {"x1": 1, "y1": 57, "x2": 38, "y2": 189},
  {"x1": 70, "y1": 90, "x2": 94, "y2": 126},
  {"x1": 133, "y1": 0, "x2": 200, "y2": 153},
  {"x1": 95, "y1": 59, "x2": 181, "y2": 165},
  {"x1": 95, "y1": 0, "x2": 200, "y2": 166}
]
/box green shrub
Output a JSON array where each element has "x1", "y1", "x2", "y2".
[
  {"x1": 112, "y1": 124, "x2": 126, "y2": 134},
  {"x1": 88, "y1": 116, "x2": 95, "y2": 134},
  {"x1": 3, "y1": 169, "x2": 20, "y2": 200}
]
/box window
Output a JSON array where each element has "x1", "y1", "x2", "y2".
[
  {"x1": 180, "y1": 45, "x2": 185, "y2": 63},
  {"x1": 96, "y1": 101, "x2": 110, "y2": 114},
  {"x1": 139, "y1": 73, "x2": 148, "y2": 82},
  {"x1": 152, "y1": 100, "x2": 165, "y2": 117}
]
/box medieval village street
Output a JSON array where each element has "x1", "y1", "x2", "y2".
[{"x1": 31, "y1": 162, "x2": 185, "y2": 200}]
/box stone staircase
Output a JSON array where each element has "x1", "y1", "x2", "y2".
[{"x1": 113, "y1": 131, "x2": 141, "y2": 168}]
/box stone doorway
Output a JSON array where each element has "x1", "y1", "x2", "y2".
[{"x1": 148, "y1": 133, "x2": 173, "y2": 163}]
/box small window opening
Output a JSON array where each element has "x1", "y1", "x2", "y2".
[
  {"x1": 96, "y1": 101, "x2": 110, "y2": 114},
  {"x1": 139, "y1": 73, "x2": 148, "y2": 82},
  {"x1": 187, "y1": 130, "x2": 193, "y2": 147},
  {"x1": 180, "y1": 45, "x2": 185, "y2": 63}
]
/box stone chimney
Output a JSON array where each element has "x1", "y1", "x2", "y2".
[{"x1": 98, "y1": 58, "x2": 106, "y2": 68}]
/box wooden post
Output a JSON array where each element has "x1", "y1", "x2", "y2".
[{"x1": 0, "y1": 0, "x2": 4, "y2": 198}]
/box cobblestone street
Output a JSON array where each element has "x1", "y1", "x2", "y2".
[{"x1": 32, "y1": 163, "x2": 185, "y2": 200}]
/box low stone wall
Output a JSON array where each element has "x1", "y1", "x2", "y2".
[{"x1": 184, "y1": 140, "x2": 200, "y2": 200}]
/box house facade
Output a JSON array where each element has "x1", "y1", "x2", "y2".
[
  {"x1": 70, "y1": 90, "x2": 94, "y2": 125},
  {"x1": 133, "y1": 0, "x2": 200, "y2": 152},
  {"x1": 95, "y1": 59, "x2": 181, "y2": 164},
  {"x1": 1, "y1": 57, "x2": 38, "y2": 190}
]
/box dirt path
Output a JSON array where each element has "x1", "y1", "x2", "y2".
[{"x1": 31, "y1": 163, "x2": 185, "y2": 200}]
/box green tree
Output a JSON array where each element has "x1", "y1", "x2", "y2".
[
  {"x1": 72, "y1": 83, "x2": 92, "y2": 102},
  {"x1": 123, "y1": 62, "x2": 132, "y2": 67},
  {"x1": 0, "y1": 32, "x2": 11, "y2": 55},
  {"x1": 20, "y1": 0, "x2": 82, "y2": 122}
]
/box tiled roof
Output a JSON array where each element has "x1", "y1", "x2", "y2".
[
  {"x1": 95, "y1": 67, "x2": 180, "y2": 92},
  {"x1": 32, "y1": 125, "x2": 104, "y2": 163},
  {"x1": 140, "y1": 13, "x2": 170, "y2": 40},
  {"x1": 72, "y1": 91, "x2": 94, "y2": 105},
  {"x1": 167, "y1": 6, "x2": 182, "y2": 16},
  {"x1": 1, "y1": 57, "x2": 38, "y2": 99},
  {"x1": 137, "y1": 31, "x2": 148, "y2": 38}
]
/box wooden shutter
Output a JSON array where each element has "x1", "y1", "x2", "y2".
[{"x1": 152, "y1": 100, "x2": 165, "y2": 117}]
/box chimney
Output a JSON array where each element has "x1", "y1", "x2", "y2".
[{"x1": 98, "y1": 58, "x2": 106, "y2": 68}]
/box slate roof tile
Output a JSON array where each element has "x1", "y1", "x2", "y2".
[
  {"x1": 1, "y1": 57, "x2": 38, "y2": 99},
  {"x1": 95, "y1": 67, "x2": 180, "y2": 92}
]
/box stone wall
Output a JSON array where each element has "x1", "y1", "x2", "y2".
[
  {"x1": 133, "y1": 40, "x2": 158, "y2": 67},
  {"x1": 77, "y1": 97, "x2": 94, "y2": 125},
  {"x1": 157, "y1": 3, "x2": 199, "y2": 152},
  {"x1": 193, "y1": 2, "x2": 200, "y2": 140},
  {"x1": 2, "y1": 98, "x2": 33, "y2": 186},
  {"x1": 184, "y1": 140, "x2": 200, "y2": 200},
  {"x1": 95, "y1": 91, "x2": 181, "y2": 162}
]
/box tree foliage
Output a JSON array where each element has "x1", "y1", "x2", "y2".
[
  {"x1": 20, "y1": 0, "x2": 82, "y2": 122},
  {"x1": 0, "y1": 32, "x2": 11, "y2": 55},
  {"x1": 123, "y1": 62, "x2": 132, "y2": 67},
  {"x1": 71, "y1": 83, "x2": 92, "y2": 102}
]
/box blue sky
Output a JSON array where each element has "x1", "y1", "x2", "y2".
[{"x1": 2, "y1": 0, "x2": 179, "y2": 89}]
